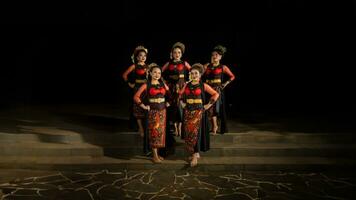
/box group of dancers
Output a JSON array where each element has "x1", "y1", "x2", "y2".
[{"x1": 122, "y1": 42, "x2": 235, "y2": 166}]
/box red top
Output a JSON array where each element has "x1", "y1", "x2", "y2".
[
  {"x1": 204, "y1": 64, "x2": 235, "y2": 81},
  {"x1": 149, "y1": 87, "x2": 166, "y2": 96},
  {"x1": 134, "y1": 83, "x2": 169, "y2": 104},
  {"x1": 136, "y1": 68, "x2": 146, "y2": 75},
  {"x1": 179, "y1": 83, "x2": 219, "y2": 101},
  {"x1": 184, "y1": 87, "x2": 202, "y2": 96},
  {"x1": 162, "y1": 61, "x2": 192, "y2": 72}
]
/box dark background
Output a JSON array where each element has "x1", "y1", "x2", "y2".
[{"x1": 1, "y1": 0, "x2": 355, "y2": 117}]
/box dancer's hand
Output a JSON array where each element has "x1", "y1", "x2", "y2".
[
  {"x1": 141, "y1": 104, "x2": 150, "y2": 111},
  {"x1": 139, "y1": 130, "x2": 144, "y2": 137},
  {"x1": 204, "y1": 103, "x2": 212, "y2": 110},
  {"x1": 128, "y1": 83, "x2": 135, "y2": 88},
  {"x1": 220, "y1": 83, "x2": 226, "y2": 90},
  {"x1": 221, "y1": 80, "x2": 230, "y2": 90},
  {"x1": 166, "y1": 102, "x2": 170, "y2": 107},
  {"x1": 180, "y1": 101, "x2": 186, "y2": 109},
  {"x1": 175, "y1": 84, "x2": 180, "y2": 93}
]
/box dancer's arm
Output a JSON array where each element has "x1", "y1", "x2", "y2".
[
  {"x1": 221, "y1": 65, "x2": 235, "y2": 89},
  {"x1": 133, "y1": 84, "x2": 150, "y2": 110},
  {"x1": 203, "y1": 83, "x2": 219, "y2": 110}
]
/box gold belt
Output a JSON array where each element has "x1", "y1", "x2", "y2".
[
  {"x1": 169, "y1": 74, "x2": 184, "y2": 79},
  {"x1": 206, "y1": 79, "x2": 221, "y2": 83},
  {"x1": 186, "y1": 99, "x2": 203, "y2": 104},
  {"x1": 149, "y1": 98, "x2": 165, "y2": 103},
  {"x1": 135, "y1": 79, "x2": 146, "y2": 83}
]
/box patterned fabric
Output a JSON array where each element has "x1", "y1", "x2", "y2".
[
  {"x1": 183, "y1": 109, "x2": 203, "y2": 154},
  {"x1": 147, "y1": 109, "x2": 166, "y2": 148},
  {"x1": 181, "y1": 82, "x2": 210, "y2": 151}
]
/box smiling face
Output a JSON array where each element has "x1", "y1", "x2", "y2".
[
  {"x1": 150, "y1": 67, "x2": 161, "y2": 80},
  {"x1": 211, "y1": 51, "x2": 222, "y2": 63},
  {"x1": 190, "y1": 69, "x2": 201, "y2": 82},
  {"x1": 136, "y1": 51, "x2": 147, "y2": 63},
  {"x1": 172, "y1": 48, "x2": 182, "y2": 60}
]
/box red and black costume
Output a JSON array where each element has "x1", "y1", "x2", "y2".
[
  {"x1": 203, "y1": 64, "x2": 235, "y2": 134},
  {"x1": 134, "y1": 81, "x2": 168, "y2": 152},
  {"x1": 123, "y1": 64, "x2": 148, "y2": 119},
  {"x1": 180, "y1": 82, "x2": 219, "y2": 154},
  {"x1": 162, "y1": 60, "x2": 190, "y2": 129}
]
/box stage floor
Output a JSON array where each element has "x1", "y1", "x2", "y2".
[{"x1": 0, "y1": 104, "x2": 355, "y2": 199}]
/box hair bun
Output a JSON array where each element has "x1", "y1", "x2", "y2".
[
  {"x1": 172, "y1": 42, "x2": 185, "y2": 54},
  {"x1": 191, "y1": 63, "x2": 204, "y2": 74},
  {"x1": 148, "y1": 63, "x2": 160, "y2": 71},
  {"x1": 213, "y1": 45, "x2": 227, "y2": 55}
]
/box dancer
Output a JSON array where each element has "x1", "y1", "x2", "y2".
[
  {"x1": 122, "y1": 45, "x2": 148, "y2": 137},
  {"x1": 134, "y1": 63, "x2": 169, "y2": 163},
  {"x1": 162, "y1": 42, "x2": 191, "y2": 137},
  {"x1": 203, "y1": 45, "x2": 235, "y2": 135},
  {"x1": 180, "y1": 63, "x2": 219, "y2": 167}
]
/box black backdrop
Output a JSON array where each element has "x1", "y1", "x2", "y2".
[{"x1": 1, "y1": 0, "x2": 355, "y2": 116}]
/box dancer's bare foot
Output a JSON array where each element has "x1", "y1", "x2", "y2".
[
  {"x1": 174, "y1": 123, "x2": 178, "y2": 136},
  {"x1": 152, "y1": 157, "x2": 162, "y2": 164},
  {"x1": 138, "y1": 129, "x2": 144, "y2": 137},
  {"x1": 158, "y1": 156, "x2": 164, "y2": 161},
  {"x1": 178, "y1": 123, "x2": 182, "y2": 137},
  {"x1": 188, "y1": 154, "x2": 200, "y2": 160},
  {"x1": 190, "y1": 157, "x2": 198, "y2": 167},
  {"x1": 211, "y1": 126, "x2": 218, "y2": 135},
  {"x1": 177, "y1": 127, "x2": 181, "y2": 137}
]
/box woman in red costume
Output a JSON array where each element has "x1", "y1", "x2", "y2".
[
  {"x1": 162, "y1": 42, "x2": 191, "y2": 137},
  {"x1": 180, "y1": 63, "x2": 219, "y2": 167},
  {"x1": 122, "y1": 46, "x2": 148, "y2": 137},
  {"x1": 134, "y1": 63, "x2": 169, "y2": 163},
  {"x1": 203, "y1": 45, "x2": 235, "y2": 135}
]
